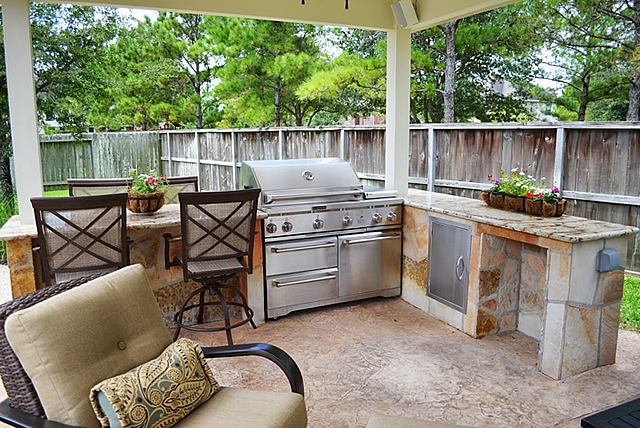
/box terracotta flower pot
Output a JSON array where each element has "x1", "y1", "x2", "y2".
[
  {"x1": 525, "y1": 198, "x2": 543, "y2": 216},
  {"x1": 489, "y1": 192, "x2": 505, "y2": 209},
  {"x1": 504, "y1": 194, "x2": 525, "y2": 212},
  {"x1": 127, "y1": 191, "x2": 165, "y2": 213}
]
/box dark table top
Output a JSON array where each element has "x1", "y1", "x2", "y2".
[{"x1": 582, "y1": 397, "x2": 640, "y2": 427}]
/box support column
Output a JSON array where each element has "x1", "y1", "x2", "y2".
[
  {"x1": 385, "y1": 29, "x2": 412, "y2": 197},
  {"x1": 2, "y1": 0, "x2": 43, "y2": 225}
]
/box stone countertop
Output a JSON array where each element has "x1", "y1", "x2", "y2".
[
  {"x1": 0, "y1": 204, "x2": 267, "y2": 241},
  {"x1": 405, "y1": 189, "x2": 640, "y2": 243}
]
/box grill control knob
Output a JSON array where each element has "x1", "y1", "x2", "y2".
[
  {"x1": 342, "y1": 215, "x2": 353, "y2": 226},
  {"x1": 282, "y1": 221, "x2": 293, "y2": 232},
  {"x1": 313, "y1": 218, "x2": 324, "y2": 229},
  {"x1": 266, "y1": 222, "x2": 277, "y2": 234},
  {"x1": 372, "y1": 213, "x2": 383, "y2": 223},
  {"x1": 387, "y1": 212, "x2": 397, "y2": 222}
]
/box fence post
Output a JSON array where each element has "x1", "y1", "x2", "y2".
[
  {"x1": 428, "y1": 127, "x2": 435, "y2": 192},
  {"x1": 231, "y1": 130, "x2": 238, "y2": 190},
  {"x1": 340, "y1": 128, "x2": 345, "y2": 160},
  {"x1": 553, "y1": 126, "x2": 565, "y2": 191},
  {"x1": 167, "y1": 132, "x2": 173, "y2": 176},
  {"x1": 278, "y1": 129, "x2": 284, "y2": 160}
]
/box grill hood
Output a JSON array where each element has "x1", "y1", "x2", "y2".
[{"x1": 241, "y1": 158, "x2": 364, "y2": 208}]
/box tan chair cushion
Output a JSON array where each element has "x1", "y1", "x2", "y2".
[
  {"x1": 179, "y1": 387, "x2": 307, "y2": 428},
  {"x1": 5, "y1": 264, "x2": 173, "y2": 428},
  {"x1": 367, "y1": 414, "x2": 474, "y2": 428}
]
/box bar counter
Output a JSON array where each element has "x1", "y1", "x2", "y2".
[
  {"x1": 0, "y1": 204, "x2": 268, "y2": 326},
  {"x1": 402, "y1": 189, "x2": 639, "y2": 380}
]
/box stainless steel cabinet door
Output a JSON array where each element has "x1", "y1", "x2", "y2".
[
  {"x1": 338, "y1": 231, "x2": 402, "y2": 296},
  {"x1": 427, "y1": 218, "x2": 470, "y2": 313}
]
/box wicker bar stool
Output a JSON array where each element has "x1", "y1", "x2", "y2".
[
  {"x1": 31, "y1": 193, "x2": 130, "y2": 287},
  {"x1": 164, "y1": 188, "x2": 260, "y2": 344}
]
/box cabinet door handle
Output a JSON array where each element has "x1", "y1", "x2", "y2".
[
  {"x1": 456, "y1": 256, "x2": 465, "y2": 280},
  {"x1": 343, "y1": 234, "x2": 400, "y2": 245},
  {"x1": 270, "y1": 242, "x2": 335, "y2": 253}
]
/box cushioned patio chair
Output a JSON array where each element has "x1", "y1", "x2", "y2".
[{"x1": 0, "y1": 264, "x2": 306, "y2": 428}]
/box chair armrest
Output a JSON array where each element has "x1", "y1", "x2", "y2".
[
  {"x1": 0, "y1": 400, "x2": 77, "y2": 428},
  {"x1": 202, "y1": 342, "x2": 304, "y2": 396}
]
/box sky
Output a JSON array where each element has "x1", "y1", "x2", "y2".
[{"x1": 118, "y1": 8, "x2": 158, "y2": 21}]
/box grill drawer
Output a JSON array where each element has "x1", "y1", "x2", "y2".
[
  {"x1": 267, "y1": 268, "x2": 339, "y2": 310},
  {"x1": 265, "y1": 237, "x2": 338, "y2": 276}
]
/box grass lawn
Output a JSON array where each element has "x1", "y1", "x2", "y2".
[
  {"x1": 44, "y1": 189, "x2": 69, "y2": 197},
  {"x1": 622, "y1": 275, "x2": 640, "y2": 331}
]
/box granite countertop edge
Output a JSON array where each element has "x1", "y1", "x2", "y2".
[{"x1": 404, "y1": 190, "x2": 640, "y2": 243}]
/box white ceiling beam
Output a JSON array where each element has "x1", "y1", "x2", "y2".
[{"x1": 59, "y1": 0, "x2": 522, "y2": 31}]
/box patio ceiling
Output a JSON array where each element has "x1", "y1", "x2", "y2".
[
  {"x1": 66, "y1": 0, "x2": 520, "y2": 32},
  {"x1": 3, "y1": 0, "x2": 519, "y2": 225}
]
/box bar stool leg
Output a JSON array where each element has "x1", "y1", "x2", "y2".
[{"x1": 209, "y1": 283, "x2": 234, "y2": 346}]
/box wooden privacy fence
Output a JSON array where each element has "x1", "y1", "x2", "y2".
[
  {"x1": 40, "y1": 132, "x2": 160, "y2": 185},
  {"x1": 38, "y1": 122, "x2": 640, "y2": 270},
  {"x1": 158, "y1": 122, "x2": 640, "y2": 272}
]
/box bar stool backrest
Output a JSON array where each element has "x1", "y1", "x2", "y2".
[
  {"x1": 68, "y1": 176, "x2": 199, "y2": 204},
  {"x1": 31, "y1": 193, "x2": 129, "y2": 286},
  {"x1": 68, "y1": 178, "x2": 130, "y2": 196},
  {"x1": 163, "y1": 176, "x2": 199, "y2": 204},
  {"x1": 178, "y1": 189, "x2": 260, "y2": 283}
]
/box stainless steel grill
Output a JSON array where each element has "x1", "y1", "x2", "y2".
[{"x1": 241, "y1": 158, "x2": 403, "y2": 319}]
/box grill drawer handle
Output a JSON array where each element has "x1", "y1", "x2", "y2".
[
  {"x1": 270, "y1": 242, "x2": 336, "y2": 253},
  {"x1": 273, "y1": 274, "x2": 337, "y2": 287},
  {"x1": 343, "y1": 234, "x2": 401, "y2": 245}
]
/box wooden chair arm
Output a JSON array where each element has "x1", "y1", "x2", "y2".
[
  {"x1": 0, "y1": 400, "x2": 77, "y2": 428},
  {"x1": 202, "y1": 342, "x2": 305, "y2": 396}
]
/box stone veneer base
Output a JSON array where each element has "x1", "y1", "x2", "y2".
[{"x1": 402, "y1": 190, "x2": 638, "y2": 380}]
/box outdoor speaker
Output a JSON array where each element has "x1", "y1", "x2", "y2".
[{"x1": 391, "y1": 0, "x2": 418, "y2": 29}]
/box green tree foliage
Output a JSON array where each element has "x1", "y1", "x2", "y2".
[
  {"x1": 30, "y1": 4, "x2": 121, "y2": 134},
  {"x1": 89, "y1": 17, "x2": 190, "y2": 130},
  {"x1": 297, "y1": 28, "x2": 386, "y2": 123},
  {"x1": 531, "y1": 0, "x2": 625, "y2": 121},
  {"x1": 214, "y1": 19, "x2": 331, "y2": 127},
  {"x1": 2, "y1": 0, "x2": 640, "y2": 145},
  {"x1": 398, "y1": 4, "x2": 540, "y2": 123}
]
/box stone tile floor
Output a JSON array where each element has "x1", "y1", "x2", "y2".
[
  {"x1": 2, "y1": 294, "x2": 640, "y2": 427},
  {"x1": 179, "y1": 297, "x2": 640, "y2": 428}
]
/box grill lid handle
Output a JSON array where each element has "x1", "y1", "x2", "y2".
[{"x1": 263, "y1": 189, "x2": 364, "y2": 204}]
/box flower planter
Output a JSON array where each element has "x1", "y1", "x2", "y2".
[
  {"x1": 504, "y1": 195, "x2": 525, "y2": 212},
  {"x1": 127, "y1": 191, "x2": 165, "y2": 213},
  {"x1": 542, "y1": 199, "x2": 569, "y2": 217},
  {"x1": 525, "y1": 198, "x2": 543, "y2": 216},
  {"x1": 483, "y1": 193, "x2": 569, "y2": 217},
  {"x1": 489, "y1": 192, "x2": 505, "y2": 209}
]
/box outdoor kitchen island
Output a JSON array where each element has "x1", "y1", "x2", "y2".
[{"x1": 402, "y1": 189, "x2": 640, "y2": 380}]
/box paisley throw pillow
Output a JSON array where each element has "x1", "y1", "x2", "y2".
[{"x1": 90, "y1": 338, "x2": 220, "y2": 428}]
